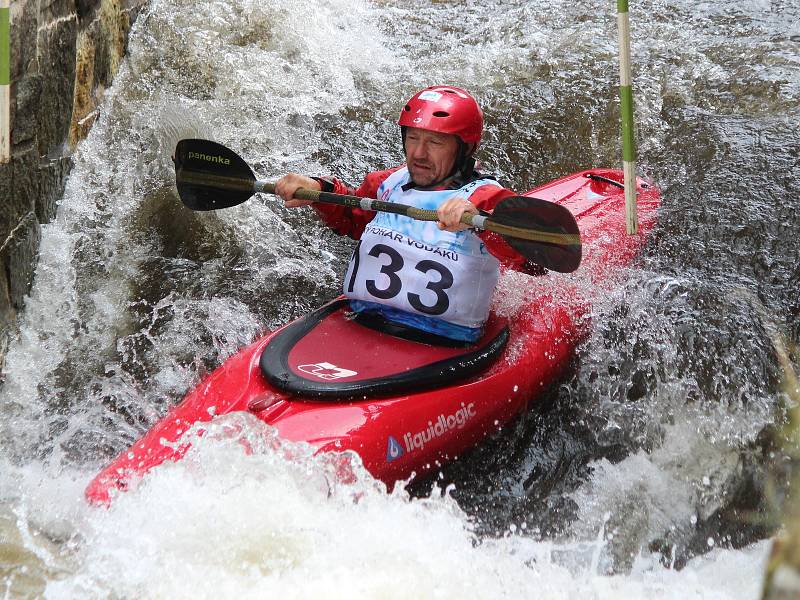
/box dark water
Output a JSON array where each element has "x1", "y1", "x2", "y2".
[{"x1": 0, "y1": 0, "x2": 798, "y2": 594}]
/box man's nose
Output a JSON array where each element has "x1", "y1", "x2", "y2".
[{"x1": 408, "y1": 142, "x2": 427, "y2": 160}]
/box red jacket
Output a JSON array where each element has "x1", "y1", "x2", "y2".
[{"x1": 312, "y1": 167, "x2": 541, "y2": 274}]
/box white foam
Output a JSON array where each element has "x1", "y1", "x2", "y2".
[{"x1": 24, "y1": 415, "x2": 767, "y2": 599}]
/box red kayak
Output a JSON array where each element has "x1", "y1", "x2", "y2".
[{"x1": 86, "y1": 169, "x2": 660, "y2": 505}]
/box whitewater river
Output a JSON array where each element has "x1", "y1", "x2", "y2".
[{"x1": 2, "y1": 0, "x2": 798, "y2": 597}]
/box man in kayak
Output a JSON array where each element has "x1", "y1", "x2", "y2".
[{"x1": 275, "y1": 85, "x2": 536, "y2": 343}]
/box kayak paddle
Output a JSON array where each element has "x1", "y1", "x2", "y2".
[{"x1": 173, "y1": 138, "x2": 582, "y2": 273}]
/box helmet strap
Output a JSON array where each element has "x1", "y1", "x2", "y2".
[{"x1": 448, "y1": 141, "x2": 476, "y2": 186}]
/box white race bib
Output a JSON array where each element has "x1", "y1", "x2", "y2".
[
  {"x1": 344, "y1": 225, "x2": 498, "y2": 328},
  {"x1": 342, "y1": 169, "x2": 501, "y2": 329}
]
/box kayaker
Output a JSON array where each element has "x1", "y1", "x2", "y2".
[{"x1": 275, "y1": 85, "x2": 537, "y2": 343}]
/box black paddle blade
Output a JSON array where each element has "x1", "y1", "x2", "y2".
[
  {"x1": 174, "y1": 139, "x2": 256, "y2": 211},
  {"x1": 491, "y1": 196, "x2": 582, "y2": 273}
]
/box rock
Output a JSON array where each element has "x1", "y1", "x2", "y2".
[{"x1": 0, "y1": 0, "x2": 147, "y2": 374}]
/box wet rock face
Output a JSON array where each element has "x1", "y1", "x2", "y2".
[{"x1": 0, "y1": 0, "x2": 146, "y2": 371}]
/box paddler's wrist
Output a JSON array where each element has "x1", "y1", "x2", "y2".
[{"x1": 311, "y1": 177, "x2": 335, "y2": 193}]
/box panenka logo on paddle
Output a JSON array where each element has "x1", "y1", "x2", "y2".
[
  {"x1": 297, "y1": 362, "x2": 358, "y2": 380},
  {"x1": 187, "y1": 151, "x2": 230, "y2": 165}
]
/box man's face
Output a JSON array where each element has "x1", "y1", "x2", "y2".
[{"x1": 404, "y1": 128, "x2": 460, "y2": 187}]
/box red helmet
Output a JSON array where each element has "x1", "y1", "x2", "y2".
[{"x1": 397, "y1": 86, "x2": 483, "y2": 147}]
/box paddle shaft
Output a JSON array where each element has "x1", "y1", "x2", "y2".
[
  {"x1": 178, "y1": 170, "x2": 579, "y2": 246},
  {"x1": 256, "y1": 181, "x2": 491, "y2": 227}
]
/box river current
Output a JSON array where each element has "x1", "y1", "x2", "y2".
[{"x1": 1, "y1": 0, "x2": 798, "y2": 597}]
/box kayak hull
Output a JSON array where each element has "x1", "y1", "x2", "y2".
[{"x1": 86, "y1": 169, "x2": 660, "y2": 505}]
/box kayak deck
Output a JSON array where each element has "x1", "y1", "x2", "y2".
[{"x1": 260, "y1": 298, "x2": 509, "y2": 399}]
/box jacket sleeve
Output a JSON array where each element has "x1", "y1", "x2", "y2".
[
  {"x1": 310, "y1": 167, "x2": 401, "y2": 240},
  {"x1": 469, "y1": 184, "x2": 548, "y2": 276}
]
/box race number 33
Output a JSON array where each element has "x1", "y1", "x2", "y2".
[{"x1": 347, "y1": 242, "x2": 453, "y2": 315}]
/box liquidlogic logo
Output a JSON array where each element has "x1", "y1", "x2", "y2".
[
  {"x1": 386, "y1": 436, "x2": 404, "y2": 462},
  {"x1": 187, "y1": 151, "x2": 231, "y2": 165},
  {"x1": 386, "y1": 402, "x2": 477, "y2": 463}
]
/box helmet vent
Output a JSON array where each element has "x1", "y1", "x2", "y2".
[
  {"x1": 404, "y1": 105, "x2": 411, "y2": 111},
  {"x1": 433, "y1": 111, "x2": 450, "y2": 117}
]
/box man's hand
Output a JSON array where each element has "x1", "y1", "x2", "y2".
[
  {"x1": 437, "y1": 197, "x2": 478, "y2": 232},
  {"x1": 274, "y1": 174, "x2": 322, "y2": 208}
]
